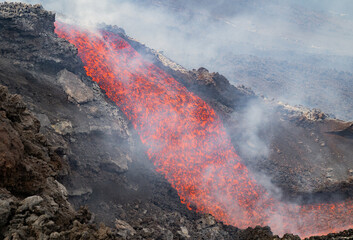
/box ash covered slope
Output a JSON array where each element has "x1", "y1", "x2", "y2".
[{"x1": 1, "y1": 2, "x2": 353, "y2": 240}]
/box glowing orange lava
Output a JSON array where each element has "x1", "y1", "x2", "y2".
[{"x1": 55, "y1": 22, "x2": 353, "y2": 238}]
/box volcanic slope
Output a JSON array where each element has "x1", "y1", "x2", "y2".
[{"x1": 1, "y1": 2, "x2": 353, "y2": 239}]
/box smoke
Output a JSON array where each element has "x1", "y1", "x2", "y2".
[
  {"x1": 227, "y1": 98, "x2": 284, "y2": 197},
  {"x1": 235, "y1": 100, "x2": 271, "y2": 160},
  {"x1": 16, "y1": 0, "x2": 353, "y2": 59}
]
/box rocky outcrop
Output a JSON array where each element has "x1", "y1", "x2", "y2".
[
  {"x1": 0, "y1": 85, "x2": 64, "y2": 195},
  {"x1": 57, "y1": 69, "x2": 94, "y2": 104},
  {"x1": 0, "y1": 2, "x2": 80, "y2": 73},
  {"x1": 0, "y1": 85, "x2": 116, "y2": 239}
]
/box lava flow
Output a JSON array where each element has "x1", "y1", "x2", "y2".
[{"x1": 55, "y1": 22, "x2": 353, "y2": 237}]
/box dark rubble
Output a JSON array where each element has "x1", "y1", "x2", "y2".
[{"x1": 0, "y1": 2, "x2": 353, "y2": 240}]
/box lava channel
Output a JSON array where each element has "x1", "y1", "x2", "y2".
[{"x1": 55, "y1": 22, "x2": 353, "y2": 238}]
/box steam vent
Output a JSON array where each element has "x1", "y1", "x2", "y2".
[{"x1": 1, "y1": 2, "x2": 353, "y2": 240}]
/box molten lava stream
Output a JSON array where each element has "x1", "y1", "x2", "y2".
[{"x1": 55, "y1": 22, "x2": 353, "y2": 237}]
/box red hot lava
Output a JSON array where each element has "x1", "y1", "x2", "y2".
[{"x1": 55, "y1": 22, "x2": 353, "y2": 237}]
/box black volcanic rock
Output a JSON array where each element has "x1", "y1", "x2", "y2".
[
  {"x1": 0, "y1": 2, "x2": 80, "y2": 73},
  {"x1": 0, "y1": 85, "x2": 62, "y2": 195},
  {"x1": 0, "y1": 85, "x2": 117, "y2": 239},
  {"x1": 0, "y1": 2, "x2": 54, "y2": 35}
]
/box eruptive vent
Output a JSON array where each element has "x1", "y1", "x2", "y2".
[{"x1": 55, "y1": 22, "x2": 353, "y2": 237}]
